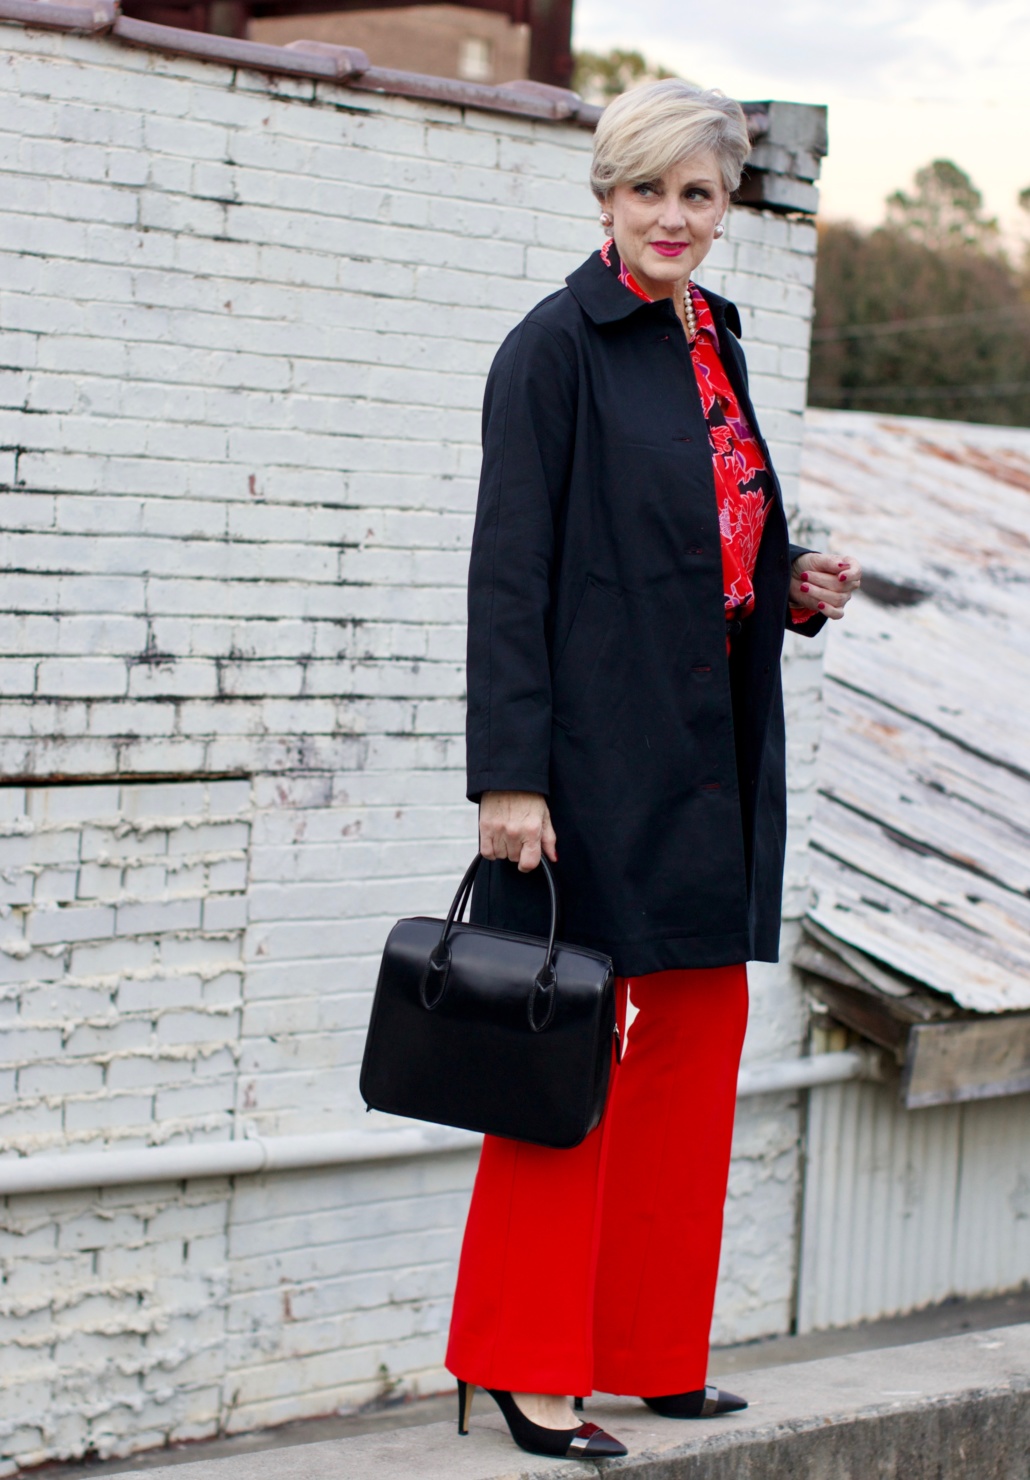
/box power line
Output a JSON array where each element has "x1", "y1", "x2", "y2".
[
  {"x1": 812, "y1": 305, "x2": 1030, "y2": 342},
  {"x1": 810, "y1": 379, "x2": 1030, "y2": 402}
]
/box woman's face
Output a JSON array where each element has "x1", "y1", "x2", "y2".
[{"x1": 605, "y1": 151, "x2": 729, "y2": 300}]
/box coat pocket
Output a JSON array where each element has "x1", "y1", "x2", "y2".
[{"x1": 552, "y1": 578, "x2": 621, "y2": 732}]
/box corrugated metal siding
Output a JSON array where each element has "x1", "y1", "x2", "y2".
[
  {"x1": 951, "y1": 1095, "x2": 1030, "y2": 1294},
  {"x1": 798, "y1": 1077, "x2": 1030, "y2": 1330}
]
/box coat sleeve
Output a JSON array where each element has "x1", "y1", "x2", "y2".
[
  {"x1": 465, "y1": 318, "x2": 576, "y2": 802},
  {"x1": 786, "y1": 542, "x2": 827, "y2": 637}
]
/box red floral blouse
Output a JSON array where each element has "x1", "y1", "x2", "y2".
[{"x1": 601, "y1": 242, "x2": 805, "y2": 629}]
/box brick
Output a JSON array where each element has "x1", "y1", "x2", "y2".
[
  {"x1": 206, "y1": 779, "x2": 252, "y2": 814},
  {"x1": 26, "y1": 784, "x2": 121, "y2": 826},
  {"x1": 115, "y1": 898, "x2": 202, "y2": 935},
  {"x1": 0, "y1": 1026, "x2": 64, "y2": 1063},
  {"x1": 116, "y1": 974, "x2": 204, "y2": 1013},
  {"x1": 56, "y1": 613, "x2": 150, "y2": 654},
  {"x1": 158, "y1": 936, "x2": 243, "y2": 972},
  {"x1": 35, "y1": 658, "x2": 127, "y2": 699},
  {"x1": 164, "y1": 862, "x2": 206, "y2": 896},
  {"x1": 76, "y1": 862, "x2": 125, "y2": 901},
  {"x1": 155, "y1": 1009, "x2": 239, "y2": 1046},
  {"x1": 63, "y1": 1017, "x2": 153, "y2": 1058},
  {"x1": 19, "y1": 982, "x2": 114, "y2": 1020},
  {"x1": 780, "y1": 346, "x2": 812, "y2": 381},
  {"x1": 117, "y1": 738, "x2": 209, "y2": 774},
  {"x1": 199, "y1": 975, "x2": 242, "y2": 1013},
  {"x1": 127, "y1": 660, "x2": 219, "y2": 701},
  {"x1": 0, "y1": 873, "x2": 33, "y2": 906},
  {"x1": 33, "y1": 867, "x2": 79, "y2": 902},
  {"x1": 202, "y1": 894, "x2": 247, "y2": 932},
  {"x1": 64, "y1": 1093, "x2": 154, "y2": 1134},
  {"x1": 119, "y1": 863, "x2": 168, "y2": 899},
  {"x1": 154, "y1": 1080, "x2": 234, "y2": 1120},
  {"x1": 0, "y1": 1100, "x2": 63, "y2": 1139},
  {"x1": 0, "y1": 934, "x2": 52, "y2": 985},
  {"x1": 26, "y1": 903, "x2": 116, "y2": 947},
  {"x1": 168, "y1": 823, "x2": 250, "y2": 857},
  {"x1": 143, "y1": 113, "x2": 230, "y2": 161},
  {"x1": 19, "y1": 1060, "x2": 105, "y2": 1097},
  {"x1": 70, "y1": 937, "x2": 158, "y2": 978},
  {"x1": 206, "y1": 858, "x2": 247, "y2": 892}
]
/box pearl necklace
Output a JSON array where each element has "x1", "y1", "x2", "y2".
[{"x1": 681, "y1": 283, "x2": 697, "y2": 340}]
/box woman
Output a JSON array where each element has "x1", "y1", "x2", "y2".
[{"x1": 447, "y1": 79, "x2": 861, "y2": 1460}]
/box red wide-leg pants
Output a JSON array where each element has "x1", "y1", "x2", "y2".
[{"x1": 446, "y1": 964, "x2": 748, "y2": 1397}]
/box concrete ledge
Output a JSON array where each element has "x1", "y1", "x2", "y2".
[{"x1": 113, "y1": 1323, "x2": 1030, "y2": 1478}]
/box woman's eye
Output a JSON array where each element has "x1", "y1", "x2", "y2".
[
  {"x1": 633, "y1": 183, "x2": 656, "y2": 197},
  {"x1": 686, "y1": 188, "x2": 712, "y2": 201}
]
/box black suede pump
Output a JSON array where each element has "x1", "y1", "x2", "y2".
[{"x1": 457, "y1": 1382, "x2": 628, "y2": 1458}]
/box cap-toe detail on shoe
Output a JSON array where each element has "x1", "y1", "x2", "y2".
[
  {"x1": 715, "y1": 1388, "x2": 747, "y2": 1414},
  {"x1": 643, "y1": 1385, "x2": 748, "y2": 1419},
  {"x1": 568, "y1": 1422, "x2": 629, "y2": 1457}
]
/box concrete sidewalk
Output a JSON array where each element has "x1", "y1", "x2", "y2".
[{"x1": 110, "y1": 1322, "x2": 1029, "y2": 1480}]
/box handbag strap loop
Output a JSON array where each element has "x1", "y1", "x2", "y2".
[
  {"x1": 419, "y1": 853, "x2": 560, "y2": 1024},
  {"x1": 528, "y1": 959, "x2": 557, "y2": 1033}
]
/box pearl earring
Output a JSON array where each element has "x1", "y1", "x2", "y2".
[
  {"x1": 714, "y1": 221, "x2": 725, "y2": 238},
  {"x1": 599, "y1": 211, "x2": 614, "y2": 237}
]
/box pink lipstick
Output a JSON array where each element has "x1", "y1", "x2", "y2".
[{"x1": 650, "y1": 241, "x2": 689, "y2": 257}]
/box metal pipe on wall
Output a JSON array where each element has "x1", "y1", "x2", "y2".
[{"x1": 0, "y1": 1050, "x2": 879, "y2": 1197}]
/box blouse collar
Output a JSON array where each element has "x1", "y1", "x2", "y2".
[{"x1": 565, "y1": 246, "x2": 742, "y2": 339}]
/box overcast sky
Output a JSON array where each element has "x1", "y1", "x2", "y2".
[{"x1": 573, "y1": 0, "x2": 1030, "y2": 245}]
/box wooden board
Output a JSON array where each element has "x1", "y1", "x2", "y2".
[
  {"x1": 902, "y1": 1015, "x2": 1030, "y2": 1108},
  {"x1": 801, "y1": 976, "x2": 911, "y2": 1057}
]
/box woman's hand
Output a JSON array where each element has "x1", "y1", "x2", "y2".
[
  {"x1": 790, "y1": 551, "x2": 862, "y2": 619},
  {"x1": 479, "y1": 791, "x2": 557, "y2": 873}
]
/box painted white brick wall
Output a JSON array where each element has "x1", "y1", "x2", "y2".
[
  {"x1": 0, "y1": 25, "x2": 824, "y2": 1470},
  {"x1": 0, "y1": 780, "x2": 250, "y2": 1158}
]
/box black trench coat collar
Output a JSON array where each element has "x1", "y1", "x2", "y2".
[{"x1": 565, "y1": 249, "x2": 744, "y2": 338}]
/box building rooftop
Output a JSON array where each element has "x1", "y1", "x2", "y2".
[{"x1": 798, "y1": 408, "x2": 1030, "y2": 1032}]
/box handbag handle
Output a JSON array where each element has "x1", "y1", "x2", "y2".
[{"x1": 419, "y1": 853, "x2": 559, "y2": 1032}]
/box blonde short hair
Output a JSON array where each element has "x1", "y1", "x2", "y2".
[{"x1": 590, "y1": 79, "x2": 751, "y2": 200}]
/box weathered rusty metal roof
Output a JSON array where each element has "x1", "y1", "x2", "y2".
[{"x1": 799, "y1": 408, "x2": 1030, "y2": 1014}]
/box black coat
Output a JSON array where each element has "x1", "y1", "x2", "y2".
[{"x1": 465, "y1": 249, "x2": 824, "y2": 975}]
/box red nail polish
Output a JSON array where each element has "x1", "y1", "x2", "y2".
[
  {"x1": 839, "y1": 572, "x2": 848, "y2": 581},
  {"x1": 818, "y1": 601, "x2": 825, "y2": 609}
]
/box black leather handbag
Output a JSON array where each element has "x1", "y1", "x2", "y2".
[{"x1": 360, "y1": 854, "x2": 618, "y2": 1148}]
